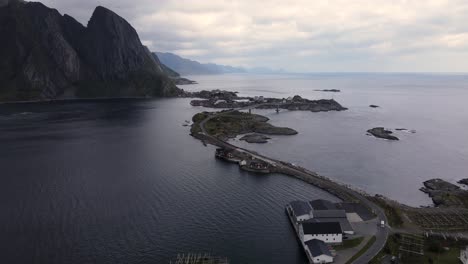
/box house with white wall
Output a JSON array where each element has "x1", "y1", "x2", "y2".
[
  {"x1": 300, "y1": 222, "x2": 343, "y2": 244},
  {"x1": 305, "y1": 239, "x2": 334, "y2": 264},
  {"x1": 288, "y1": 200, "x2": 313, "y2": 222}
]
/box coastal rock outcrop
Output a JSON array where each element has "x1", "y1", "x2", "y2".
[
  {"x1": 0, "y1": 1, "x2": 181, "y2": 101},
  {"x1": 315, "y1": 89, "x2": 341, "y2": 92},
  {"x1": 190, "y1": 110, "x2": 298, "y2": 140},
  {"x1": 189, "y1": 92, "x2": 347, "y2": 113},
  {"x1": 367, "y1": 127, "x2": 399, "y2": 140},
  {"x1": 458, "y1": 179, "x2": 468, "y2": 186},
  {"x1": 239, "y1": 134, "x2": 271, "y2": 143},
  {"x1": 420, "y1": 179, "x2": 468, "y2": 207}
]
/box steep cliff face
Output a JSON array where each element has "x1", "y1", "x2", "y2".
[{"x1": 0, "y1": 2, "x2": 180, "y2": 101}]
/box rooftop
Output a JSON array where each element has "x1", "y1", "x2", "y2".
[
  {"x1": 305, "y1": 239, "x2": 332, "y2": 257},
  {"x1": 289, "y1": 201, "x2": 312, "y2": 216},
  {"x1": 303, "y1": 222, "x2": 342, "y2": 235},
  {"x1": 314, "y1": 209, "x2": 347, "y2": 218},
  {"x1": 309, "y1": 199, "x2": 338, "y2": 210},
  {"x1": 305, "y1": 218, "x2": 353, "y2": 233}
]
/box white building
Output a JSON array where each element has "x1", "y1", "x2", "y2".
[
  {"x1": 288, "y1": 201, "x2": 313, "y2": 222},
  {"x1": 305, "y1": 239, "x2": 334, "y2": 264},
  {"x1": 300, "y1": 222, "x2": 343, "y2": 244},
  {"x1": 461, "y1": 246, "x2": 468, "y2": 264}
]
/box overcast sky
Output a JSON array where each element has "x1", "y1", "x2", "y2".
[{"x1": 39, "y1": 0, "x2": 468, "y2": 72}]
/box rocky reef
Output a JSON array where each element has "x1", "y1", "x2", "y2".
[
  {"x1": 458, "y1": 179, "x2": 468, "y2": 186},
  {"x1": 190, "y1": 92, "x2": 347, "y2": 113},
  {"x1": 173, "y1": 78, "x2": 197, "y2": 85},
  {"x1": 367, "y1": 127, "x2": 399, "y2": 140},
  {"x1": 0, "y1": 1, "x2": 181, "y2": 101},
  {"x1": 239, "y1": 133, "x2": 271, "y2": 143},
  {"x1": 420, "y1": 179, "x2": 468, "y2": 207},
  {"x1": 315, "y1": 89, "x2": 341, "y2": 92}
]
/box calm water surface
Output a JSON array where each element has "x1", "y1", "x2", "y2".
[
  {"x1": 1, "y1": 73, "x2": 468, "y2": 263},
  {"x1": 0, "y1": 98, "x2": 337, "y2": 264}
]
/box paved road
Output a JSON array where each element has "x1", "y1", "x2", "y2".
[
  {"x1": 196, "y1": 106, "x2": 389, "y2": 264},
  {"x1": 350, "y1": 195, "x2": 389, "y2": 264}
]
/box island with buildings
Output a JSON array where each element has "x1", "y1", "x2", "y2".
[{"x1": 187, "y1": 90, "x2": 348, "y2": 112}]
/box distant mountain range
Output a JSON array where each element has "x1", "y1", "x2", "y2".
[
  {"x1": 155, "y1": 52, "x2": 286, "y2": 76},
  {"x1": 155, "y1": 52, "x2": 246, "y2": 75},
  {"x1": 0, "y1": 0, "x2": 180, "y2": 102}
]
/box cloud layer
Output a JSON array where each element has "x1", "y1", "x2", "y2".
[{"x1": 39, "y1": 0, "x2": 468, "y2": 72}]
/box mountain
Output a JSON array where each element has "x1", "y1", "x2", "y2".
[
  {"x1": 155, "y1": 52, "x2": 246, "y2": 75},
  {"x1": 0, "y1": 0, "x2": 181, "y2": 102}
]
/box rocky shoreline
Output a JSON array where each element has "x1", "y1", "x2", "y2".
[
  {"x1": 240, "y1": 134, "x2": 271, "y2": 143},
  {"x1": 458, "y1": 179, "x2": 468, "y2": 186},
  {"x1": 420, "y1": 179, "x2": 468, "y2": 207},
  {"x1": 314, "y1": 89, "x2": 340, "y2": 92},
  {"x1": 188, "y1": 90, "x2": 347, "y2": 112},
  {"x1": 172, "y1": 77, "x2": 197, "y2": 85},
  {"x1": 367, "y1": 127, "x2": 399, "y2": 140},
  {"x1": 190, "y1": 110, "x2": 297, "y2": 142}
]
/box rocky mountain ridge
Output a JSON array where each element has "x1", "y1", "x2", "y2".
[{"x1": 0, "y1": 1, "x2": 181, "y2": 101}]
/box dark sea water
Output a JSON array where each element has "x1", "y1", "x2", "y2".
[
  {"x1": 0, "y1": 98, "x2": 338, "y2": 264},
  {"x1": 1, "y1": 73, "x2": 467, "y2": 263}
]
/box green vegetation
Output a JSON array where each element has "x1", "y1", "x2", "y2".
[
  {"x1": 345, "y1": 236, "x2": 376, "y2": 264},
  {"x1": 371, "y1": 234, "x2": 465, "y2": 264},
  {"x1": 190, "y1": 110, "x2": 297, "y2": 138},
  {"x1": 334, "y1": 236, "x2": 364, "y2": 250},
  {"x1": 369, "y1": 197, "x2": 403, "y2": 227}
]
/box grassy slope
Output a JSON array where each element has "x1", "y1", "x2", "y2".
[{"x1": 345, "y1": 236, "x2": 376, "y2": 264}]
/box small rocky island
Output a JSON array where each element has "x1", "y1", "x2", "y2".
[
  {"x1": 420, "y1": 179, "x2": 468, "y2": 207},
  {"x1": 458, "y1": 179, "x2": 468, "y2": 186},
  {"x1": 240, "y1": 133, "x2": 271, "y2": 143},
  {"x1": 369, "y1": 105, "x2": 379, "y2": 108},
  {"x1": 173, "y1": 77, "x2": 197, "y2": 85},
  {"x1": 314, "y1": 89, "x2": 341, "y2": 92},
  {"x1": 367, "y1": 127, "x2": 399, "y2": 140},
  {"x1": 190, "y1": 110, "x2": 297, "y2": 141},
  {"x1": 188, "y1": 90, "x2": 347, "y2": 112}
]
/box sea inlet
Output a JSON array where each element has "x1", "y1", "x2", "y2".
[{"x1": 0, "y1": 98, "x2": 338, "y2": 264}]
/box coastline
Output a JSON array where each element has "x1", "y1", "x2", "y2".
[
  {"x1": 0, "y1": 95, "x2": 192, "y2": 106},
  {"x1": 190, "y1": 106, "x2": 390, "y2": 263}
]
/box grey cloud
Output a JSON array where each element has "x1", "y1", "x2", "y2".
[{"x1": 37, "y1": 0, "x2": 468, "y2": 72}]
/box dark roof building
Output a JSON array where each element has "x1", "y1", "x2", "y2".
[
  {"x1": 305, "y1": 218, "x2": 353, "y2": 234},
  {"x1": 303, "y1": 222, "x2": 342, "y2": 235},
  {"x1": 305, "y1": 239, "x2": 332, "y2": 257},
  {"x1": 309, "y1": 199, "x2": 338, "y2": 210},
  {"x1": 289, "y1": 201, "x2": 312, "y2": 217},
  {"x1": 314, "y1": 209, "x2": 347, "y2": 218}
]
